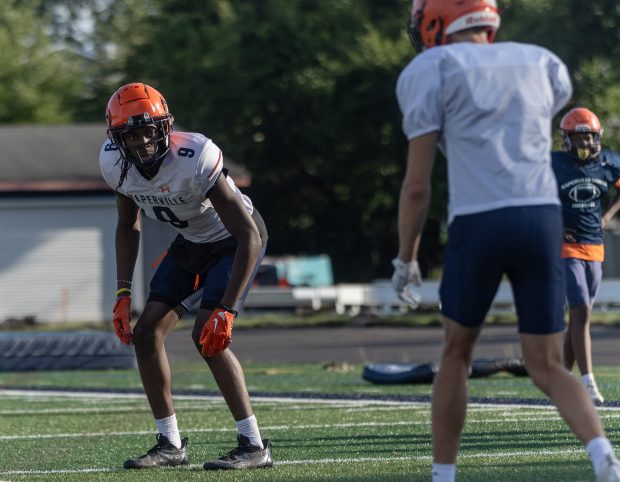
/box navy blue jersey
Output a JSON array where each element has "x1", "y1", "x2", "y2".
[{"x1": 552, "y1": 149, "x2": 620, "y2": 245}]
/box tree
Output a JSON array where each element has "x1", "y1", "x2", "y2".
[{"x1": 0, "y1": 1, "x2": 88, "y2": 123}]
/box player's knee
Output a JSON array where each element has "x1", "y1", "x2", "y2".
[
  {"x1": 132, "y1": 323, "x2": 163, "y2": 351},
  {"x1": 441, "y1": 337, "x2": 476, "y2": 364},
  {"x1": 569, "y1": 303, "x2": 590, "y2": 320},
  {"x1": 523, "y1": 355, "x2": 562, "y2": 385}
]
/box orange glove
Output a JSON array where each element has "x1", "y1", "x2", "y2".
[
  {"x1": 113, "y1": 296, "x2": 134, "y2": 345},
  {"x1": 199, "y1": 308, "x2": 235, "y2": 357}
]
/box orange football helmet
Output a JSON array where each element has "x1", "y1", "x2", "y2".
[
  {"x1": 106, "y1": 83, "x2": 174, "y2": 166},
  {"x1": 408, "y1": 0, "x2": 501, "y2": 52},
  {"x1": 560, "y1": 108, "x2": 603, "y2": 162}
]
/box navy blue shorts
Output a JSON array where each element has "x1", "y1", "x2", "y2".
[
  {"x1": 149, "y1": 245, "x2": 266, "y2": 313},
  {"x1": 148, "y1": 209, "x2": 267, "y2": 313},
  {"x1": 564, "y1": 258, "x2": 602, "y2": 309},
  {"x1": 439, "y1": 205, "x2": 565, "y2": 334}
]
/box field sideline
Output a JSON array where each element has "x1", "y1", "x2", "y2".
[{"x1": 1, "y1": 363, "x2": 620, "y2": 481}]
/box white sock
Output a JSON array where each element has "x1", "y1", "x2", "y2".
[
  {"x1": 236, "y1": 414, "x2": 263, "y2": 449},
  {"x1": 582, "y1": 373, "x2": 596, "y2": 387},
  {"x1": 587, "y1": 436, "x2": 614, "y2": 476},
  {"x1": 432, "y1": 463, "x2": 456, "y2": 482},
  {"x1": 155, "y1": 413, "x2": 182, "y2": 449}
]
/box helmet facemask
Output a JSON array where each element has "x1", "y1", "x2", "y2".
[
  {"x1": 561, "y1": 130, "x2": 603, "y2": 164},
  {"x1": 408, "y1": 8, "x2": 428, "y2": 53},
  {"x1": 558, "y1": 108, "x2": 603, "y2": 164},
  {"x1": 107, "y1": 112, "x2": 174, "y2": 167}
]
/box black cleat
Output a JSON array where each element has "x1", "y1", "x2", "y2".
[
  {"x1": 203, "y1": 434, "x2": 273, "y2": 470},
  {"x1": 123, "y1": 434, "x2": 189, "y2": 469}
]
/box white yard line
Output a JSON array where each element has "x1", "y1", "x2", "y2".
[
  {"x1": 0, "y1": 448, "x2": 587, "y2": 476},
  {"x1": 3, "y1": 387, "x2": 620, "y2": 411},
  {"x1": 0, "y1": 417, "x2": 582, "y2": 442},
  {"x1": 0, "y1": 388, "x2": 420, "y2": 406}
]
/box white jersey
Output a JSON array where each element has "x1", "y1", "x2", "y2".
[
  {"x1": 396, "y1": 41, "x2": 572, "y2": 223},
  {"x1": 99, "y1": 131, "x2": 253, "y2": 243}
]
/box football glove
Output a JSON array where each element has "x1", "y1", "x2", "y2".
[
  {"x1": 391, "y1": 257, "x2": 422, "y2": 289},
  {"x1": 199, "y1": 308, "x2": 235, "y2": 358},
  {"x1": 391, "y1": 258, "x2": 422, "y2": 308},
  {"x1": 112, "y1": 296, "x2": 134, "y2": 345},
  {"x1": 399, "y1": 283, "x2": 422, "y2": 309}
]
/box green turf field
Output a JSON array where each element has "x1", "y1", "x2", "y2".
[{"x1": 1, "y1": 362, "x2": 619, "y2": 481}]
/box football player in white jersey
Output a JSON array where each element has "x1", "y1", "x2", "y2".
[
  {"x1": 391, "y1": 1, "x2": 620, "y2": 481},
  {"x1": 99, "y1": 83, "x2": 272, "y2": 470}
]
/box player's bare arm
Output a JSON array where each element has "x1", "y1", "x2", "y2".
[
  {"x1": 115, "y1": 192, "x2": 141, "y2": 283},
  {"x1": 602, "y1": 191, "x2": 620, "y2": 228},
  {"x1": 209, "y1": 175, "x2": 262, "y2": 307},
  {"x1": 397, "y1": 131, "x2": 439, "y2": 262},
  {"x1": 111, "y1": 193, "x2": 140, "y2": 345}
]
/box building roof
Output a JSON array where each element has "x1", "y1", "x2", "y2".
[{"x1": 0, "y1": 124, "x2": 251, "y2": 192}]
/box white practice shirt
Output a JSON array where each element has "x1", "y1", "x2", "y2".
[{"x1": 397, "y1": 41, "x2": 572, "y2": 223}]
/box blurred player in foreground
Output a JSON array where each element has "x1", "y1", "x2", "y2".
[
  {"x1": 553, "y1": 107, "x2": 620, "y2": 405},
  {"x1": 99, "y1": 82, "x2": 272, "y2": 470},
  {"x1": 392, "y1": 1, "x2": 620, "y2": 481}
]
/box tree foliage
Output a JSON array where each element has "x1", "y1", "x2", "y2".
[
  {"x1": 0, "y1": 0, "x2": 88, "y2": 122},
  {"x1": 5, "y1": 0, "x2": 620, "y2": 280}
]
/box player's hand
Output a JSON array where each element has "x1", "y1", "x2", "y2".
[
  {"x1": 199, "y1": 308, "x2": 235, "y2": 358},
  {"x1": 113, "y1": 296, "x2": 133, "y2": 345},
  {"x1": 391, "y1": 257, "x2": 422, "y2": 290},
  {"x1": 563, "y1": 229, "x2": 577, "y2": 243},
  {"x1": 391, "y1": 258, "x2": 422, "y2": 308},
  {"x1": 399, "y1": 283, "x2": 422, "y2": 309}
]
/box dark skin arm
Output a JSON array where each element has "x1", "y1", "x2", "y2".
[
  {"x1": 209, "y1": 175, "x2": 262, "y2": 308},
  {"x1": 602, "y1": 190, "x2": 620, "y2": 228},
  {"x1": 115, "y1": 193, "x2": 141, "y2": 290}
]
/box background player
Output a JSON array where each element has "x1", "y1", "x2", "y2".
[
  {"x1": 392, "y1": 1, "x2": 620, "y2": 481},
  {"x1": 99, "y1": 82, "x2": 272, "y2": 471},
  {"x1": 553, "y1": 107, "x2": 620, "y2": 405}
]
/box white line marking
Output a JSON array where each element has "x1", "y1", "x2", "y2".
[
  {"x1": 0, "y1": 448, "x2": 588, "y2": 476},
  {"x1": 0, "y1": 389, "x2": 420, "y2": 406},
  {"x1": 0, "y1": 417, "x2": 575, "y2": 442},
  {"x1": 4, "y1": 387, "x2": 620, "y2": 412},
  {"x1": 0, "y1": 405, "x2": 416, "y2": 416}
]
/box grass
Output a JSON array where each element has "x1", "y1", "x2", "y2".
[
  {"x1": 1, "y1": 361, "x2": 620, "y2": 481},
  {"x1": 5, "y1": 309, "x2": 620, "y2": 333},
  {"x1": 1, "y1": 362, "x2": 620, "y2": 402}
]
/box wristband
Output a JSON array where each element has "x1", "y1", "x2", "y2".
[
  {"x1": 116, "y1": 288, "x2": 132, "y2": 297},
  {"x1": 218, "y1": 304, "x2": 238, "y2": 317}
]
